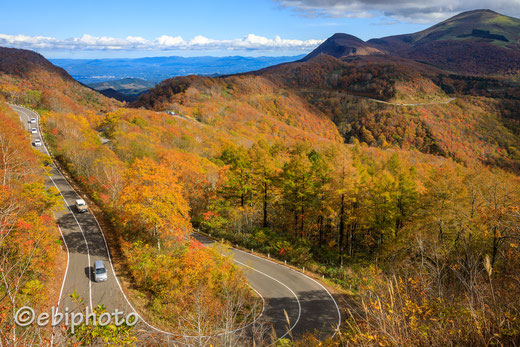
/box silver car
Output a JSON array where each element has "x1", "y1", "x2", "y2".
[
  {"x1": 93, "y1": 260, "x2": 108, "y2": 282},
  {"x1": 33, "y1": 139, "x2": 42, "y2": 147}
]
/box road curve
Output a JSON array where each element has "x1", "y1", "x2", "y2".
[
  {"x1": 11, "y1": 105, "x2": 341, "y2": 344},
  {"x1": 193, "y1": 233, "x2": 341, "y2": 340}
]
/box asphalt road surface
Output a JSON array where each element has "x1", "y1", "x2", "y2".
[{"x1": 11, "y1": 105, "x2": 341, "y2": 344}]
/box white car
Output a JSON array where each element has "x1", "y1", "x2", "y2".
[
  {"x1": 29, "y1": 118, "x2": 36, "y2": 124},
  {"x1": 30, "y1": 128, "x2": 37, "y2": 134},
  {"x1": 75, "y1": 199, "x2": 88, "y2": 213},
  {"x1": 94, "y1": 260, "x2": 108, "y2": 282},
  {"x1": 33, "y1": 139, "x2": 42, "y2": 147}
]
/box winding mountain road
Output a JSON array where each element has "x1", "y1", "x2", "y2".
[
  {"x1": 11, "y1": 104, "x2": 341, "y2": 344},
  {"x1": 360, "y1": 96, "x2": 456, "y2": 107},
  {"x1": 298, "y1": 89, "x2": 456, "y2": 107}
]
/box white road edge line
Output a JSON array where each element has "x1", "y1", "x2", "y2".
[
  {"x1": 12, "y1": 105, "x2": 77, "y2": 347},
  {"x1": 50, "y1": 225, "x2": 69, "y2": 347},
  {"x1": 47, "y1": 171, "x2": 93, "y2": 310},
  {"x1": 232, "y1": 247, "x2": 342, "y2": 338},
  {"x1": 232, "y1": 258, "x2": 302, "y2": 341},
  {"x1": 13, "y1": 106, "x2": 72, "y2": 307},
  {"x1": 56, "y1": 160, "x2": 269, "y2": 339},
  {"x1": 55, "y1": 226, "x2": 70, "y2": 309},
  {"x1": 16, "y1": 105, "x2": 340, "y2": 343},
  {"x1": 70, "y1": 178, "x2": 268, "y2": 339},
  {"x1": 198, "y1": 231, "x2": 341, "y2": 338}
]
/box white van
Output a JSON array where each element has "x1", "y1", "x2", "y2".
[{"x1": 94, "y1": 260, "x2": 107, "y2": 282}]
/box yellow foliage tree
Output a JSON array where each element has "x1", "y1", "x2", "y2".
[{"x1": 118, "y1": 158, "x2": 191, "y2": 250}]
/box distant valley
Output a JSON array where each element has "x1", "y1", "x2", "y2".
[
  {"x1": 87, "y1": 78, "x2": 157, "y2": 102},
  {"x1": 51, "y1": 55, "x2": 305, "y2": 84}
]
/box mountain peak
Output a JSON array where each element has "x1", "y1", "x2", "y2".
[
  {"x1": 449, "y1": 8, "x2": 500, "y2": 18},
  {"x1": 304, "y1": 9, "x2": 520, "y2": 75},
  {"x1": 303, "y1": 33, "x2": 382, "y2": 61},
  {"x1": 329, "y1": 33, "x2": 365, "y2": 43}
]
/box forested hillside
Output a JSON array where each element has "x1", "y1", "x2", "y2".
[
  {"x1": 41, "y1": 108, "x2": 263, "y2": 344},
  {"x1": 50, "y1": 52, "x2": 520, "y2": 344},
  {"x1": 128, "y1": 18, "x2": 520, "y2": 344},
  {"x1": 136, "y1": 54, "x2": 520, "y2": 171},
  {"x1": 0, "y1": 49, "x2": 263, "y2": 345},
  {"x1": 134, "y1": 74, "x2": 342, "y2": 144}
]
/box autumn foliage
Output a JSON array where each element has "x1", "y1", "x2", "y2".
[
  {"x1": 3, "y1": 43, "x2": 520, "y2": 345},
  {"x1": 118, "y1": 158, "x2": 191, "y2": 248},
  {"x1": 42, "y1": 106, "x2": 259, "y2": 341},
  {"x1": 0, "y1": 100, "x2": 62, "y2": 344},
  {"x1": 134, "y1": 54, "x2": 520, "y2": 173}
]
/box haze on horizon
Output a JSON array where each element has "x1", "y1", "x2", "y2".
[{"x1": 1, "y1": 0, "x2": 520, "y2": 59}]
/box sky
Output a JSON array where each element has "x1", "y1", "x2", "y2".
[{"x1": 1, "y1": 0, "x2": 520, "y2": 59}]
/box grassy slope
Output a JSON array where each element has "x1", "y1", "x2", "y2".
[{"x1": 413, "y1": 10, "x2": 520, "y2": 47}]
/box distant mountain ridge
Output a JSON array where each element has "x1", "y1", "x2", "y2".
[
  {"x1": 370, "y1": 9, "x2": 520, "y2": 49},
  {"x1": 304, "y1": 9, "x2": 520, "y2": 75},
  {"x1": 51, "y1": 55, "x2": 306, "y2": 84},
  {"x1": 89, "y1": 78, "x2": 156, "y2": 92}
]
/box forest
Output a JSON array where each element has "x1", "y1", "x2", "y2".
[
  {"x1": 40, "y1": 103, "x2": 520, "y2": 345},
  {"x1": 0, "y1": 45, "x2": 519, "y2": 345}
]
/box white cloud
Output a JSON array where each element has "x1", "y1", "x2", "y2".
[
  {"x1": 0, "y1": 33, "x2": 323, "y2": 52},
  {"x1": 189, "y1": 35, "x2": 216, "y2": 46},
  {"x1": 156, "y1": 35, "x2": 186, "y2": 47},
  {"x1": 275, "y1": 0, "x2": 520, "y2": 23},
  {"x1": 0, "y1": 34, "x2": 59, "y2": 49}
]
